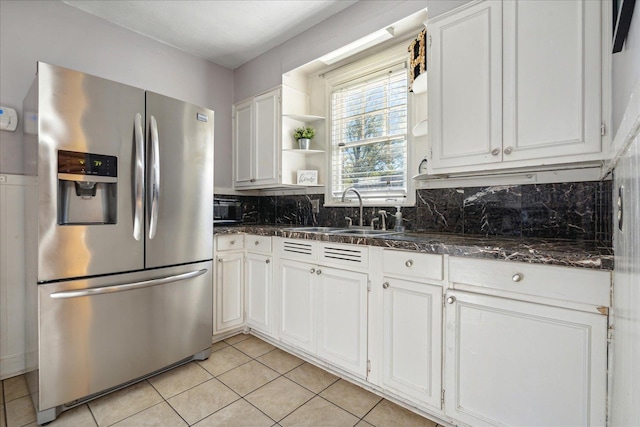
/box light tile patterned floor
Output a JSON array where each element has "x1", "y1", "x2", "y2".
[{"x1": 1, "y1": 334, "x2": 443, "y2": 427}]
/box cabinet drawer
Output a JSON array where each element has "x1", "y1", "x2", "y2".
[
  {"x1": 216, "y1": 234, "x2": 245, "y2": 251},
  {"x1": 383, "y1": 250, "x2": 443, "y2": 281},
  {"x1": 245, "y1": 235, "x2": 272, "y2": 254},
  {"x1": 449, "y1": 257, "x2": 611, "y2": 307}
]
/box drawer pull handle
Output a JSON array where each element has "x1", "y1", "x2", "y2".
[
  {"x1": 447, "y1": 296, "x2": 456, "y2": 304},
  {"x1": 512, "y1": 273, "x2": 523, "y2": 282},
  {"x1": 383, "y1": 282, "x2": 390, "y2": 289},
  {"x1": 405, "y1": 260, "x2": 413, "y2": 267},
  {"x1": 310, "y1": 268, "x2": 316, "y2": 274}
]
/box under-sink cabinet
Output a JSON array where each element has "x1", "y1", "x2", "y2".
[
  {"x1": 444, "y1": 257, "x2": 610, "y2": 427},
  {"x1": 276, "y1": 238, "x2": 369, "y2": 379}
]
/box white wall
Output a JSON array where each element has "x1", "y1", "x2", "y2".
[
  {"x1": 0, "y1": 0, "x2": 234, "y2": 188},
  {"x1": 233, "y1": 0, "x2": 427, "y2": 103},
  {"x1": 610, "y1": 3, "x2": 640, "y2": 425}
]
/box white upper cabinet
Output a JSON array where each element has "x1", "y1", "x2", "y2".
[
  {"x1": 429, "y1": 0, "x2": 503, "y2": 170},
  {"x1": 233, "y1": 89, "x2": 280, "y2": 188},
  {"x1": 428, "y1": 0, "x2": 605, "y2": 175}
]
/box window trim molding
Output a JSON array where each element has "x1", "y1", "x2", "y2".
[{"x1": 323, "y1": 42, "x2": 418, "y2": 208}]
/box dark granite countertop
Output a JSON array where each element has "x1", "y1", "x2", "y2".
[{"x1": 214, "y1": 225, "x2": 614, "y2": 271}]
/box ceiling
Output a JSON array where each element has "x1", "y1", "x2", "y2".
[{"x1": 63, "y1": 0, "x2": 358, "y2": 70}]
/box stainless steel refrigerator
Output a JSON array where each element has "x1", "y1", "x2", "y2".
[{"x1": 22, "y1": 62, "x2": 214, "y2": 424}]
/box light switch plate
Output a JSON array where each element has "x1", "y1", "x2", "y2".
[{"x1": 311, "y1": 199, "x2": 320, "y2": 214}]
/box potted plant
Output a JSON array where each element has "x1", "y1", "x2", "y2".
[{"x1": 293, "y1": 126, "x2": 315, "y2": 150}]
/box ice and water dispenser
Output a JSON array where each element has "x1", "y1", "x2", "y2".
[{"x1": 57, "y1": 150, "x2": 117, "y2": 225}]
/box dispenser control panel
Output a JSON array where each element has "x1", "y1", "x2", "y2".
[{"x1": 58, "y1": 150, "x2": 117, "y2": 177}]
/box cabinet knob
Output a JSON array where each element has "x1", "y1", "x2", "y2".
[
  {"x1": 265, "y1": 259, "x2": 270, "y2": 264},
  {"x1": 218, "y1": 258, "x2": 223, "y2": 262},
  {"x1": 230, "y1": 240, "x2": 235, "y2": 245},
  {"x1": 316, "y1": 269, "x2": 322, "y2": 275},
  {"x1": 405, "y1": 260, "x2": 413, "y2": 268},
  {"x1": 491, "y1": 148, "x2": 500, "y2": 156},
  {"x1": 504, "y1": 146, "x2": 513, "y2": 155},
  {"x1": 310, "y1": 268, "x2": 316, "y2": 274},
  {"x1": 512, "y1": 273, "x2": 523, "y2": 282},
  {"x1": 447, "y1": 296, "x2": 456, "y2": 304},
  {"x1": 250, "y1": 178, "x2": 256, "y2": 182},
  {"x1": 382, "y1": 282, "x2": 390, "y2": 289}
]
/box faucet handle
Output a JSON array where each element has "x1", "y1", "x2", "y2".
[
  {"x1": 370, "y1": 217, "x2": 380, "y2": 230},
  {"x1": 345, "y1": 217, "x2": 353, "y2": 228}
]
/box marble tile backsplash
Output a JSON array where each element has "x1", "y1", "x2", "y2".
[{"x1": 216, "y1": 181, "x2": 612, "y2": 244}]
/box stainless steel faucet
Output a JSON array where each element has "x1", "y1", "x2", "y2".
[{"x1": 341, "y1": 186, "x2": 363, "y2": 227}]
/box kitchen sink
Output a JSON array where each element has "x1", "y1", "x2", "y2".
[
  {"x1": 283, "y1": 226, "x2": 403, "y2": 237},
  {"x1": 335, "y1": 229, "x2": 403, "y2": 237},
  {"x1": 284, "y1": 227, "x2": 345, "y2": 233}
]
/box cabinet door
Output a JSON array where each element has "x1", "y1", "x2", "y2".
[
  {"x1": 279, "y1": 259, "x2": 316, "y2": 353},
  {"x1": 245, "y1": 252, "x2": 272, "y2": 336},
  {"x1": 381, "y1": 277, "x2": 442, "y2": 409},
  {"x1": 429, "y1": 0, "x2": 503, "y2": 171},
  {"x1": 444, "y1": 291, "x2": 607, "y2": 427},
  {"x1": 253, "y1": 90, "x2": 280, "y2": 186},
  {"x1": 502, "y1": 0, "x2": 601, "y2": 162},
  {"x1": 214, "y1": 252, "x2": 244, "y2": 334},
  {"x1": 233, "y1": 100, "x2": 254, "y2": 187},
  {"x1": 316, "y1": 267, "x2": 368, "y2": 378}
]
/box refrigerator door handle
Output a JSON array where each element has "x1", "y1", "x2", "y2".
[
  {"x1": 49, "y1": 268, "x2": 207, "y2": 299},
  {"x1": 149, "y1": 115, "x2": 160, "y2": 239},
  {"x1": 133, "y1": 113, "x2": 145, "y2": 241}
]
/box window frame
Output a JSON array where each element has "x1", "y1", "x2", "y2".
[{"x1": 323, "y1": 43, "x2": 418, "y2": 208}]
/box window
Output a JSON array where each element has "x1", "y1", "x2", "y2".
[{"x1": 330, "y1": 64, "x2": 409, "y2": 204}]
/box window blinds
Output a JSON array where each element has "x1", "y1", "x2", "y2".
[{"x1": 330, "y1": 67, "x2": 408, "y2": 200}]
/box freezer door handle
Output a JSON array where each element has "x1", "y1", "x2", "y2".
[
  {"x1": 149, "y1": 115, "x2": 160, "y2": 239},
  {"x1": 133, "y1": 113, "x2": 145, "y2": 241},
  {"x1": 49, "y1": 268, "x2": 207, "y2": 299}
]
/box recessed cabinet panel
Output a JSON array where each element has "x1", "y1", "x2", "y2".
[
  {"x1": 429, "y1": 0, "x2": 503, "y2": 169},
  {"x1": 382, "y1": 277, "x2": 442, "y2": 408},
  {"x1": 279, "y1": 259, "x2": 316, "y2": 353},
  {"x1": 214, "y1": 252, "x2": 244, "y2": 334},
  {"x1": 503, "y1": 0, "x2": 601, "y2": 160},
  {"x1": 234, "y1": 101, "x2": 253, "y2": 185},
  {"x1": 316, "y1": 267, "x2": 368, "y2": 378},
  {"x1": 245, "y1": 252, "x2": 272, "y2": 336},
  {"x1": 254, "y1": 92, "x2": 280, "y2": 184},
  {"x1": 444, "y1": 291, "x2": 607, "y2": 426}
]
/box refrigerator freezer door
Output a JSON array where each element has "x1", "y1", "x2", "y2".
[
  {"x1": 145, "y1": 92, "x2": 214, "y2": 268},
  {"x1": 37, "y1": 261, "x2": 213, "y2": 411},
  {"x1": 35, "y1": 63, "x2": 145, "y2": 281}
]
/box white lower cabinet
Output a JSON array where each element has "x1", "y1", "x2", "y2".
[
  {"x1": 214, "y1": 251, "x2": 244, "y2": 335},
  {"x1": 377, "y1": 249, "x2": 444, "y2": 412},
  {"x1": 277, "y1": 239, "x2": 369, "y2": 379},
  {"x1": 381, "y1": 277, "x2": 443, "y2": 409},
  {"x1": 316, "y1": 266, "x2": 368, "y2": 377},
  {"x1": 279, "y1": 259, "x2": 316, "y2": 353},
  {"x1": 443, "y1": 257, "x2": 610, "y2": 427},
  {"x1": 245, "y1": 252, "x2": 273, "y2": 336}
]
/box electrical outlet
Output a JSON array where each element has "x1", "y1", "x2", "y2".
[{"x1": 311, "y1": 199, "x2": 320, "y2": 214}]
